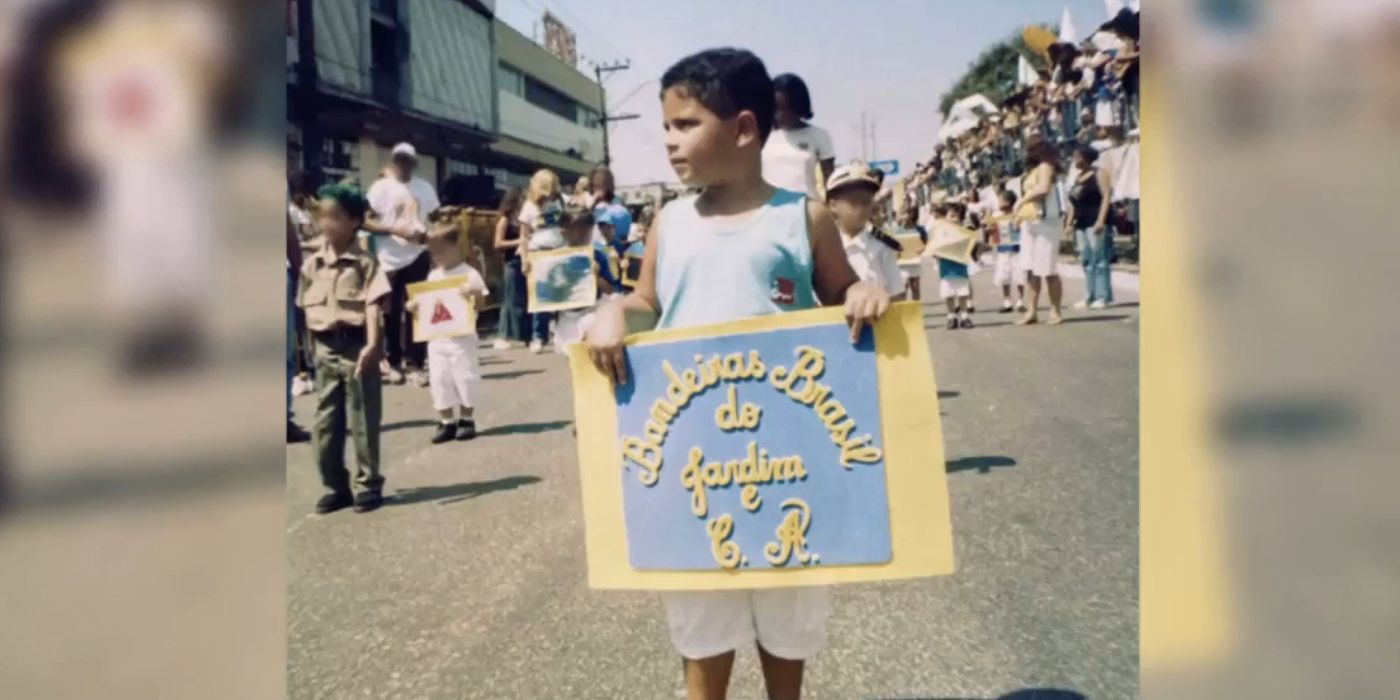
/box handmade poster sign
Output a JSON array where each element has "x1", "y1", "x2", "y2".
[
  {"x1": 568, "y1": 303, "x2": 954, "y2": 590},
  {"x1": 620, "y1": 241, "x2": 645, "y2": 287},
  {"x1": 407, "y1": 276, "x2": 477, "y2": 342},
  {"x1": 925, "y1": 221, "x2": 978, "y2": 265},
  {"x1": 892, "y1": 228, "x2": 926, "y2": 264},
  {"x1": 527, "y1": 246, "x2": 597, "y2": 313}
]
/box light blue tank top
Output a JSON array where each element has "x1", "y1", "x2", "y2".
[{"x1": 655, "y1": 189, "x2": 817, "y2": 330}]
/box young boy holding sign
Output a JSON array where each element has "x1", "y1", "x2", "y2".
[
  {"x1": 585, "y1": 48, "x2": 891, "y2": 700},
  {"x1": 407, "y1": 223, "x2": 489, "y2": 443}
]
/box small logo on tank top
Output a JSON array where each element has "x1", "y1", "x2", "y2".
[{"x1": 771, "y1": 277, "x2": 796, "y2": 305}]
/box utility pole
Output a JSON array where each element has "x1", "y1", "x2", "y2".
[{"x1": 593, "y1": 61, "x2": 640, "y2": 166}]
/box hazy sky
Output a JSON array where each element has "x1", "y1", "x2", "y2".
[{"x1": 496, "y1": 0, "x2": 1117, "y2": 186}]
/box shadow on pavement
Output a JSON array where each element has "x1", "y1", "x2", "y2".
[
  {"x1": 1058, "y1": 314, "x2": 1130, "y2": 324},
  {"x1": 388, "y1": 475, "x2": 542, "y2": 506},
  {"x1": 381, "y1": 419, "x2": 440, "y2": 433},
  {"x1": 480, "y1": 357, "x2": 513, "y2": 366},
  {"x1": 483, "y1": 369, "x2": 546, "y2": 380},
  {"x1": 946, "y1": 455, "x2": 1017, "y2": 474},
  {"x1": 938, "y1": 390, "x2": 960, "y2": 399},
  {"x1": 874, "y1": 689, "x2": 1086, "y2": 700},
  {"x1": 477, "y1": 420, "x2": 573, "y2": 437}
]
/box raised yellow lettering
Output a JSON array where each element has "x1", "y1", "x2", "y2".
[
  {"x1": 747, "y1": 350, "x2": 766, "y2": 379},
  {"x1": 840, "y1": 436, "x2": 884, "y2": 467},
  {"x1": 621, "y1": 437, "x2": 662, "y2": 486},
  {"x1": 740, "y1": 485, "x2": 762, "y2": 511},
  {"x1": 680, "y1": 447, "x2": 708, "y2": 517},
  {"x1": 663, "y1": 361, "x2": 694, "y2": 408},
  {"x1": 707, "y1": 514, "x2": 742, "y2": 570},
  {"x1": 722, "y1": 353, "x2": 746, "y2": 380},
  {"x1": 764, "y1": 499, "x2": 814, "y2": 566},
  {"x1": 739, "y1": 402, "x2": 762, "y2": 429}
]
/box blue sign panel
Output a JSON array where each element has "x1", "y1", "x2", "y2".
[
  {"x1": 869, "y1": 159, "x2": 900, "y2": 176},
  {"x1": 615, "y1": 322, "x2": 892, "y2": 571}
]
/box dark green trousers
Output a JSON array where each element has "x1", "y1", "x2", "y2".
[{"x1": 312, "y1": 333, "x2": 383, "y2": 495}]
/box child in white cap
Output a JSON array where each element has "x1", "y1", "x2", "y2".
[{"x1": 825, "y1": 160, "x2": 906, "y2": 300}]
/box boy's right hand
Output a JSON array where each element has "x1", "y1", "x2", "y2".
[
  {"x1": 584, "y1": 301, "x2": 629, "y2": 386},
  {"x1": 405, "y1": 298, "x2": 419, "y2": 315}
]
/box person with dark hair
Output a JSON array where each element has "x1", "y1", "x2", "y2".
[
  {"x1": 492, "y1": 186, "x2": 529, "y2": 350},
  {"x1": 585, "y1": 47, "x2": 890, "y2": 700},
  {"x1": 1015, "y1": 138, "x2": 1066, "y2": 325},
  {"x1": 1066, "y1": 144, "x2": 1114, "y2": 309},
  {"x1": 297, "y1": 182, "x2": 391, "y2": 514},
  {"x1": 762, "y1": 72, "x2": 836, "y2": 200}
]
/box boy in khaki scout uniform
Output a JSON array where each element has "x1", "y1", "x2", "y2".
[{"x1": 298, "y1": 183, "x2": 393, "y2": 514}]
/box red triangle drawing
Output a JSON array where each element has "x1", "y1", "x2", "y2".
[{"x1": 430, "y1": 300, "x2": 454, "y2": 324}]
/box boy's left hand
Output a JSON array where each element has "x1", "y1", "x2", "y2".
[
  {"x1": 354, "y1": 346, "x2": 382, "y2": 379},
  {"x1": 844, "y1": 281, "x2": 891, "y2": 343}
]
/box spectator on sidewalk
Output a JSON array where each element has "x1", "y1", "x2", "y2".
[
  {"x1": 1016, "y1": 138, "x2": 1066, "y2": 326},
  {"x1": 364, "y1": 142, "x2": 440, "y2": 386},
  {"x1": 492, "y1": 187, "x2": 530, "y2": 350},
  {"x1": 1067, "y1": 145, "x2": 1114, "y2": 309}
]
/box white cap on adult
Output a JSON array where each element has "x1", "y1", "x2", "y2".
[{"x1": 391, "y1": 142, "x2": 418, "y2": 160}]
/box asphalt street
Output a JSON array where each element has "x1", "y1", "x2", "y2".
[{"x1": 288, "y1": 262, "x2": 1140, "y2": 700}]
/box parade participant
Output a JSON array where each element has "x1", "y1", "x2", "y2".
[
  {"x1": 936, "y1": 203, "x2": 975, "y2": 329},
  {"x1": 1066, "y1": 144, "x2": 1113, "y2": 309},
  {"x1": 585, "y1": 47, "x2": 891, "y2": 700},
  {"x1": 989, "y1": 194, "x2": 1026, "y2": 313},
  {"x1": 896, "y1": 206, "x2": 928, "y2": 301},
  {"x1": 520, "y1": 168, "x2": 567, "y2": 353},
  {"x1": 549, "y1": 206, "x2": 620, "y2": 354},
  {"x1": 406, "y1": 221, "x2": 489, "y2": 444},
  {"x1": 365, "y1": 142, "x2": 440, "y2": 386},
  {"x1": 594, "y1": 205, "x2": 634, "y2": 293},
  {"x1": 1016, "y1": 138, "x2": 1066, "y2": 325},
  {"x1": 297, "y1": 182, "x2": 391, "y2": 514},
  {"x1": 492, "y1": 187, "x2": 530, "y2": 350},
  {"x1": 827, "y1": 160, "x2": 907, "y2": 301},
  {"x1": 762, "y1": 73, "x2": 836, "y2": 200}
]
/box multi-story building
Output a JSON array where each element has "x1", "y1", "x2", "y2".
[{"x1": 288, "y1": 0, "x2": 605, "y2": 205}]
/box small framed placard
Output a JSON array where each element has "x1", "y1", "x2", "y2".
[
  {"x1": 527, "y1": 246, "x2": 598, "y2": 313},
  {"x1": 408, "y1": 276, "x2": 477, "y2": 342}
]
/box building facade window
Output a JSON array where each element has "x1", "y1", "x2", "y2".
[
  {"x1": 524, "y1": 76, "x2": 576, "y2": 122},
  {"x1": 498, "y1": 62, "x2": 524, "y2": 97},
  {"x1": 576, "y1": 106, "x2": 599, "y2": 128}
]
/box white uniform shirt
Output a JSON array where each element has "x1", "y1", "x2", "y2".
[
  {"x1": 761, "y1": 124, "x2": 834, "y2": 200},
  {"x1": 842, "y1": 227, "x2": 905, "y2": 297},
  {"x1": 366, "y1": 175, "x2": 440, "y2": 271}
]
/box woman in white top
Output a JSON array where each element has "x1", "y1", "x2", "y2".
[{"x1": 762, "y1": 73, "x2": 836, "y2": 200}]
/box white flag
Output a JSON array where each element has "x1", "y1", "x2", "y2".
[
  {"x1": 1059, "y1": 6, "x2": 1078, "y2": 43},
  {"x1": 1018, "y1": 54, "x2": 1039, "y2": 87}
]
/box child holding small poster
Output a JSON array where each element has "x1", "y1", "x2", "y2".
[
  {"x1": 407, "y1": 224, "x2": 489, "y2": 443},
  {"x1": 520, "y1": 169, "x2": 567, "y2": 353},
  {"x1": 552, "y1": 206, "x2": 620, "y2": 354},
  {"x1": 935, "y1": 203, "x2": 974, "y2": 330},
  {"x1": 585, "y1": 48, "x2": 890, "y2": 700}
]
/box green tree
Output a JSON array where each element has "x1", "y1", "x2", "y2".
[{"x1": 939, "y1": 29, "x2": 1049, "y2": 117}]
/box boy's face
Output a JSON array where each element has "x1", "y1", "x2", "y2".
[
  {"x1": 562, "y1": 222, "x2": 592, "y2": 246},
  {"x1": 316, "y1": 200, "x2": 359, "y2": 246},
  {"x1": 827, "y1": 187, "x2": 876, "y2": 234},
  {"x1": 426, "y1": 234, "x2": 463, "y2": 268},
  {"x1": 661, "y1": 86, "x2": 758, "y2": 187}
]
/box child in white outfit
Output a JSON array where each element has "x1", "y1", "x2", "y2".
[{"x1": 408, "y1": 224, "x2": 489, "y2": 443}]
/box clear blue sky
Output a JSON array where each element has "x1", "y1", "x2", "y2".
[{"x1": 496, "y1": 0, "x2": 1116, "y2": 186}]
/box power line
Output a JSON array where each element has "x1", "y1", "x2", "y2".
[{"x1": 594, "y1": 60, "x2": 640, "y2": 166}]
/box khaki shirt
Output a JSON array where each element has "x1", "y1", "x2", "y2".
[{"x1": 297, "y1": 243, "x2": 391, "y2": 332}]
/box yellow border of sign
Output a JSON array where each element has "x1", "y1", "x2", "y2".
[
  {"x1": 926, "y1": 223, "x2": 978, "y2": 266},
  {"x1": 894, "y1": 232, "x2": 926, "y2": 263},
  {"x1": 567, "y1": 302, "x2": 955, "y2": 590},
  {"x1": 407, "y1": 276, "x2": 478, "y2": 342},
  {"x1": 527, "y1": 246, "x2": 598, "y2": 313}
]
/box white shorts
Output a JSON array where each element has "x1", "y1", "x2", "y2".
[
  {"x1": 899, "y1": 261, "x2": 923, "y2": 281},
  {"x1": 660, "y1": 587, "x2": 830, "y2": 661},
  {"x1": 993, "y1": 250, "x2": 1023, "y2": 286},
  {"x1": 427, "y1": 336, "x2": 482, "y2": 410},
  {"x1": 1020, "y1": 221, "x2": 1062, "y2": 278},
  {"x1": 939, "y1": 276, "x2": 972, "y2": 299}
]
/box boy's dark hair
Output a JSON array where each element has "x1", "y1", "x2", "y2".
[
  {"x1": 560, "y1": 205, "x2": 595, "y2": 229},
  {"x1": 772, "y1": 73, "x2": 814, "y2": 120},
  {"x1": 316, "y1": 181, "x2": 369, "y2": 221},
  {"x1": 661, "y1": 48, "x2": 775, "y2": 143},
  {"x1": 1074, "y1": 144, "x2": 1100, "y2": 164}
]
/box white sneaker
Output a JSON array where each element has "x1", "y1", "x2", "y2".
[
  {"x1": 1015, "y1": 300, "x2": 1026, "y2": 312},
  {"x1": 529, "y1": 339, "x2": 544, "y2": 354},
  {"x1": 492, "y1": 338, "x2": 512, "y2": 351},
  {"x1": 1072, "y1": 299, "x2": 1089, "y2": 310},
  {"x1": 1089, "y1": 300, "x2": 1107, "y2": 310},
  {"x1": 1000, "y1": 300, "x2": 1013, "y2": 310}
]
